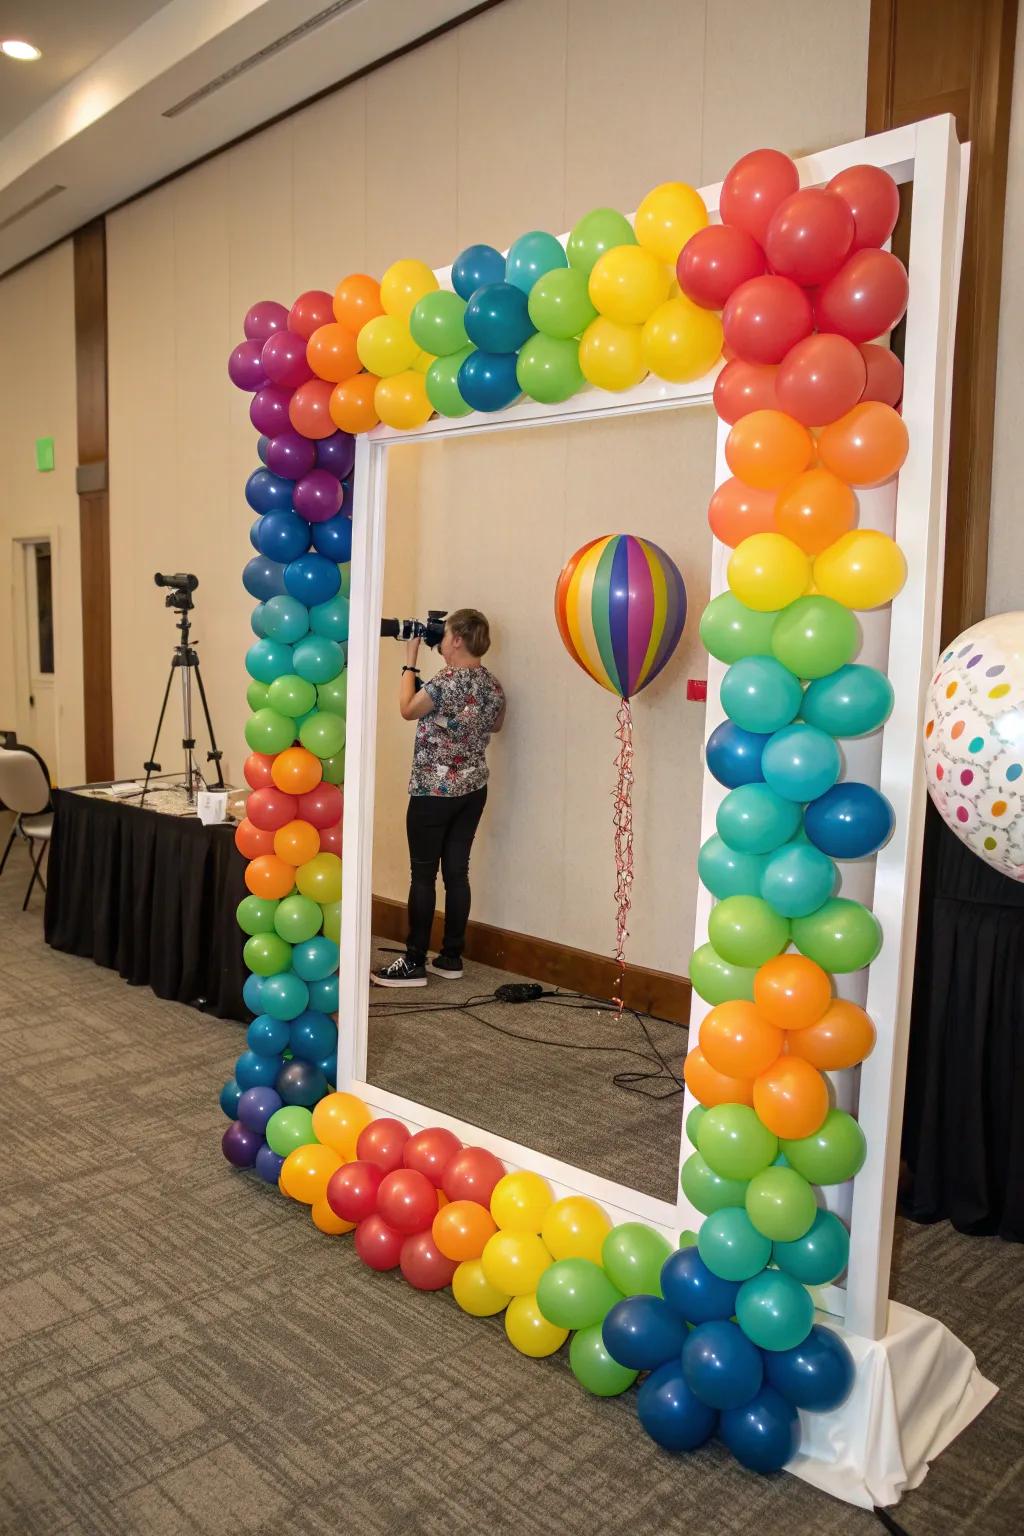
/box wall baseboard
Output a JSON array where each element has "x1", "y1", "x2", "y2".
[{"x1": 371, "y1": 896, "x2": 692, "y2": 1026}]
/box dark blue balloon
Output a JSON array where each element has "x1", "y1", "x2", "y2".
[
  {"x1": 637, "y1": 1361, "x2": 718, "y2": 1453},
  {"x1": 452, "y1": 242, "x2": 506, "y2": 302},
  {"x1": 247, "y1": 1014, "x2": 290, "y2": 1057},
  {"x1": 719, "y1": 1385, "x2": 801, "y2": 1473},
  {"x1": 682, "y1": 1320, "x2": 764, "y2": 1410},
  {"x1": 255, "y1": 1143, "x2": 285, "y2": 1185},
  {"x1": 257, "y1": 510, "x2": 311, "y2": 563},
  {"x1": 463, "y1": 282, "x2": 533, "y2": 354},
  {"x1": 284, "y1": 552, "x2": 341, "y2": 607},
  {"x1": 276, "y1": 1059, "x2": 329, "y2": 1107},
  {"x1": 318, "y1": 1052, "x2": 337, "y2": 1085},
  {"x1": 311, "y1": 512, "x2": 353, "y2": 563},
  {"x1": 242, "y1": 973, "x2": 266, "y2": 1014},
  {"x1": 219, "y1": 1079, "x2": 242, "y2": 1120},
  {"x1": 706, "y1": 721, "x2": 770, "y2": 789},
  {"x1": 245, "y1": 467, "x2": 294, "y2": 513},
  {"x1": 763, "y1": 1325, "x2": 855, "y2": 1413},
  {"x1": 257, "y1": 434, "x2": 271, "y2": 465},
  {"x1": 237, "y1": 1086, "x2": 283, "y2": 1135},
  {"x1": 308, "y1": 975, "x2": 339, "y2": 1014},
  {"x1": 804, "y1": 781, "x2": 895, "y2": 860},
  {"x1": 661, "y1": 1247, "x2": 741, "y2": 1325},
  {"x1": 243, "y1": 555, "x2": 287, "y2": 601},
  {"x1": 249, "y1": 519, "x2": 262, "y2": 552},
  {"x1": 289, "y1": 1010, "x2": 338, "y2": 1064},
  {"x1": 235, "y1": 1049, "x2": 284, "y2": 1091},
  {"x1": 602, "y1": 1296, "x2": 688, "y2": 1371},
  {"x1": 458, "y1": 350, "x2": 520, "y2": 412}
]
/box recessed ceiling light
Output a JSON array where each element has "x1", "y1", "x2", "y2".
[{"x1": 2, "y1": 40, "x2": 42, "y2": 61}]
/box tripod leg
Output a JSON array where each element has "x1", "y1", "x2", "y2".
[
  {"x1": 193, "y1": 662, "x2": 226, "y2": 788},
  {"x1": 0, "y1": 819, "x2": 17, "y2": 878},
  {"x1": 142, "y1": 665, "x2": 177, "y2": 807}
]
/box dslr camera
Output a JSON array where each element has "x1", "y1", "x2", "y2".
[
  {"x1": 380, "y1": 609, "x2": 447, "y2": 648},
  {"x1": 154, "y1": 571, "x2": 199, "y2": 613}
]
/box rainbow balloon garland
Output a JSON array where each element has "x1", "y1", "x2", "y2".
[{"x1": 221, "y1": 146, "x2": 911, "y2": 1476}]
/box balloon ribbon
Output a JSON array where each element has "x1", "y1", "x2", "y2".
[{"x1": 612, "y1": 697, "x2": 635, "y2": 1013}]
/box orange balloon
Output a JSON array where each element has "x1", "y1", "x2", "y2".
[
  {"x1": 753, "y1": 1056, "x2": 829, "y2": 1140},
  {"x1": 333, "y1": 273, "x2": 384, "y2": 332},
  {"x1": 774, "y1": 468, "x2": 858, "y2": 556},
  {"x1": 274, "y1": 818, "x2": 321, "y2": 866},
  {"x1": 311, "y1": 1195, "x2": 356, "y2": 1235},
  {"x1": 684, "y1": 1046, "x2": 754, "y2": 1108},
  {"x1": 725, "y1": 409, "x2": 813, "y2": 490},
  {"x1": 707, "y1": 477, "x2": 777, "y2": 548},
  {"x1": 244, "y1": 853, "x2": 296, "y2": 900},
  {"x1": 699, "y1": 1001, "x2": 783, "y2": 1079},
  {"x1": 433, "y1": 1199, "x2": 498, "y2": 1262},
  {"x1": 235, "y1": 817, "x2": 274, "y2": 860},
  {"x1": 329, "y1": 372, "x2": 380, "y2": 434},
  {"x1": 288, "y1": 378, "x2": 336, "y2": 439},
  {"x1": 753, "y1": 955, "x2": 832, "y2": 1030},
  {"x1": 786, "y1": 999, "x2": 876, "y2": 1071},
  {"x1": 272, "y1": 746, "x2": 323, "y2": 796},
  {"x1": 306, "y1": 322, "x2": 361, "y2": 384},
  {"x1": 818, "y1": 400, "x2": 909, "y2": 487}
]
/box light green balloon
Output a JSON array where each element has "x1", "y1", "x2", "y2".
[
  {"x1": 698, "y1": 1105, "x2": 778, "y2": 1181},
  {"x1": 273, "y1": 894, "x2": 323, "y2": 945},
  {"x1": 781, "y1": 1109, "x2": 867, "y2": 1186},
  {"x1": 516, "y1": 334, "x2": 583, "y2": 404},
  {"x1": 689, "y1": 942, "x2": 756, "y2": 1004},
  {"x1": 242, "y1": 931, "x2": 292, "y2": 977},
  {"x1": 410, "y1": 289, "x2": 469, "y2": 356},
  {"x1": 707, "y1": 895, "x2": 790, "y2": 967},
  {"x1": 320, "y1": 900, "x2": 341, "y2": 945},
  {"x1": 267, "y1": 673, "x2": 317, "y2": 719},
  {"x1": 700, "y1": 593, "x2": 778, "y2": 664},
  {"x1": 318, "y1": 672, "x2": 348, "y2": 716},
  {"x1": 745, "y1": 1166, "x2": 818, "y2": 1242},
  {"x1": 680, "y1": 1151, "x2": 749, "y2": 1215},
  {"x1": 236, "y1": 895, "x2": 279, "y2": 937},
  {"x1": 569, "y1": 1324, "x2": 639, "y2": 1397},
  {"x1": 528, "y1": 266, "x2": 597, "y2": 339},
  {"x1": 771, "y1": 595, "x2": 860, "y2": 680},
  {"x1": 299, "y1": 710, "x2": 346, "y2": 760},
  {"x1": 265, "y1": 1105, "x2": 316, "y2": 1157},
  {"x1": 244, "y1": 708, "x2": 295, "y2": 755},
  {"x1": 426, "y1": 347, "x2": 474, "y2": 417},
  {"x1": 536, "y1": 1258, "x2": 623, "y2": 1330},
  {"x1": 697, "y1": 1206, "x2": 772, "y2": 1282},
  {"x1": 246, "y1": 680, "x2": 270, "y2": 712},
  {"x1": 566, "y1": 206, "x2": 636, "y2": 275},
  {"x1": 601, "y1": 1223, "x2": 671, "y2": 1298},
  {"x1": 791, "y1": 898, "x2": 882, "y2": 973},
  {"x1": 685, "y1": 1104, "x2": 708, "y2": 1148}
]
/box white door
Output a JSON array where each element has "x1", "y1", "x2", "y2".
[{"x1": 12, "y1": 538, "x2": 57, "y2": 778}]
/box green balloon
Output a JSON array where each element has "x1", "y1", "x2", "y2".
[
  {"x1": 685, "y1": 1104, "x2": 707, "y2": 1147},
  {"x1": 246, "y1": 680, "x2": 270, "y2": 711},
  {"x1": 299, "y1": 710, "x2": 346, "y2": 760},
  {"x1": 735, "y1": 1269, "x2": 814, "y2": 1351},
  {"x1": 320, "y1": 899, "x2": 341, "y2": 944},
  {"x1": 679, "y1": 1229, "x2": 699, "y2": 1249},
  {"x1": 689, "y1": 942, "x2": 756, "y2": 1004},
  {"x1": 698, "y1": 1105, "x2": 778, "y2": 1181},
  {"x1": 771, "y1": 595, "x2": 860, "y2": 680},
  {"x1": 320, "y1": 749, "x2": 346, "y2": 786},
  {"x1": 791, "y1": 897, "x2": 882, "y2": 973},
  {"x1": 707, "y1": 895, "x2": 790, "y2": 967},
  {"x1": 426, "y1": 347, "x2": 474, "y2": 417},
  {"x1": 781, "y1": 1109, "x2": 867, "y2": 1185},
  {"x1": 243, "y1": 931, "x2": 293, "y2": 976},
  {"x1": 245, "y1": 707, "x2": 295, "y2": 755},
  {"x1": 528, "y1": 265, "x2": 598, "y2": 339},
  {"x1": 273, "y1": 894, "x2": 323, "y2": 944},
  {"x1": 318, "y1": 672, "x2": 348, "y2": 716},
  {"x1": 516, "y1": 333, "x2": 583, "y2": 404},
  {"x1": 236, "y1": 895, "x2": 278, "y2": 937},
  {"x1": 745, "y1": 1166, "x2": 818, "y2": 1242},
  {"x1": 569, "y1": 1324, "x2": 639, "y2": 1397},
  {"x1": 699, "y1": 593, "x2": 778, "y2": 664},
  {"x1": 409, "y1": 289, "x2": 469, "y2": 356},
  {"x1": 680, "y1": 1151, "x2": 749, "y2": 1215},
  {"x1": 536, "y1": 1258, "x2": 623, "y2": 1330},
  {"x1": 699, "y1": 833, "x2": 769, "y2": 897},
  {"x1": 602, "y1": 1223, "x2": 672, "y2": 1298},
  {"x1": 265, "y1": 1105, "x2": 316, "y2": 1157},
  {"x1": 339, "y1": 562, "x2": 351, "y2": 599},
  {"x1": 267, "y1": 673, "x2": 317, "y2": 719},
  {"x1": 697, "y1": 1206, "x2": 772, "y2": 1282},
  {"x1": 567, "y1": 206, "x2": 636, "y2": 275}
]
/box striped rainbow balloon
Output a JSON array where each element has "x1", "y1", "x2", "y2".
[{"x1": 554, "y1": 534, "x2": 687, "y2": 699}]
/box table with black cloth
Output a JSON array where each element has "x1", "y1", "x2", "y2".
[
  {"x1": 902, "y1": 802, "x2": 1024, "y2": 1242},
  {"x1": 44, "y1": 787, "x2": 248, "y2": 1021}
]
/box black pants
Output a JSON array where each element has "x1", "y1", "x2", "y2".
[{"x1": 406, "y1": 787, "x2": 487, "y2": 963}]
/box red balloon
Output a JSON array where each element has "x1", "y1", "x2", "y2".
[
  {"x1": 377, "y1": 1168, "x2": 438, "y2": 1234},
  {"x1": 827, "y1": 164, "x2": 900, "y2": 252},
  {"x1": 234, "y1": 818, "x2": 274, "y2": 859},
  {"x1": 400, "y1": 1230, "x2": 459, "y2": 1291},
  {"x1": 814, "y1": 249, "x2": 909, "y2": 345},
  {"x1": 676, "y1": 224, "x2": 766, "y2": 310},
  {"x1": 297, "y1": 783, "x2": 343, "y2": 830},
  {"x1": 246, "y1": 786, "x2": 299, "y2": 831},
  {"x1": 720, "y1": 148, "x2": 800, "y2": 245},
  {"x1": 288, "y1": 289, "x2": 334, "y2": 341},
  {"x1": 442, "y1": 1145, "x2": 507, "y2": 1204},
  {"x1": 318, "y1": 822, "x2": 343, "y2": 855},
  {"x1": 261, "y1": 328, "x2": 313, "y2": 390},
  {"x1": 403, "y1": 1126, "x2": 462, "y2": 1187},
  {"x1": 325, "y1": 1159, "x2": 383, "y2": 1223},
  {"x1": 244, "y1": 752, "x2": 276, "y2": 790},
  {"x1": 713, "y1": 359, "x2": 778, "y2": 424},
  {"x1": 722, "y1": 275, "x2": 813, "y2": 365},
  {"x1": 354, "y1": 1213, "x2": 405, "y2": 1271},
  {"x1": 775, "y1": 334, "x2": 867, "y2": 427},
  {"x1": 764, "y1": 189, "x2": 854, "y2": 287},
  {"x1": 356, "y1": 1116, "x2": 410, "y2": 1174},
  {"x1": 859, "y1": 343, "x2": 904, "y2": 407}
]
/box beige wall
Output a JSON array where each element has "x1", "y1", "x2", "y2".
[{"x1": 0, "y1": 241, "x2": 84, "y2": 786}]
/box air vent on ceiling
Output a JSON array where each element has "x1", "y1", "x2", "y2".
[
  {"x1": 0, "y1": 183, "x2": 67, "y2": 232},
  {"x1": 162, "y1": 0, "x2": 365, "y2": 118}
]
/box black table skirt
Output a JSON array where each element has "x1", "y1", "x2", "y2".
[
  {"x1": 44, "y1": 789, "x2": 248, "y2": 1022},
  {"x1": 902, "y1": 802, "x2": 1024, "y2": 1241}
]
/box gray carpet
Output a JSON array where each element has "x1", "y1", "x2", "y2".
[{"x1": 2, "y1": 835, "x2": 1023, "y2": 1536}]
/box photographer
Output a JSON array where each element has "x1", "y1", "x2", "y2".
[{"x1": 372, "y1": 609, "x2": 506, "y2": 988}]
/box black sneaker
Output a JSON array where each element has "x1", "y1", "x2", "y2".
[
  {"x1": 431, "y1": 953, "x2": 463, "y2": 979},
  {"x1": 371, "y1": 955, "x2": 427, "y2": 987}
]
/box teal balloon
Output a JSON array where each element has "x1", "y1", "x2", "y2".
[
  {"x1": 773, "y1": 1209, "x2": 850, "y2": 1286},
  {"x1": 516, "y1": 334, "x2": 583, "y2": 403},
  {"x1": 536, "y1": 1258, "x2": 623, "y2": 1330},
  {"x1": 680, "y1": 1152, "x2": 749, "y2": 1216},
  {"x1": 761, "y1": 724, "x2": 842, "y2": 803},
  {"x1": 274, "y1": 894, "x2": 323, "y2": 944},
  {"x1": 245, "y1": 708, "x2": 295, "y2": 755},
  {"x1": 698, "y1": 835, "x2": 767, "y2": 899},
  {"x1": 735, "y1": 1270, "x2": 814, "y2": 1352},
  {"x1": 236, "y1": 895, "x2": 279, "y2": 936},
  {"x1": 569, "y1": 1324, "x2": 639, "y2": 1396},
  {"x1": 426, "y1": 347, "x2": 474, "y2": 417},
  {"x1": 685, "y1": 1105, "x2": 708, "y2": 1147},
  {"x1": 299, "y1": 710, "x2": 346, "y2": 760},
  {"x1": 744, "y1": 1167, "x2": 818, "y2": 1242},
  {"x1": 293, "y1": 636, "x2": 345, "y2": 685},
  {"x1": 802, "y1": 663, "x2": 895, "y2": 738},
  {"x1": 246, "y1": 680, "x2": 270, "y2": 711},
  {"x1": 261, "y1": 970, "x2": 309, "y2": 1021},
  {"x1": 716, "y1": 784, "x2": 802, "y2": 854},
  {"x1": 760, "y1": 841, "x2": 836, "y2": 918},
  {"x1": 267, "y1": 673, "x2": 317, "y2": 719},
  {"x1": 261, "y1": 595, "x2": 310, "y2": 644},
  {"x1": 506, "y1": 229, "x2": 568, "y2": 293},
  {"x1": 245, "y1": 639, "x2": 293, "y2": 684},
  {"x1": 689, "y1": 943, "x2": 756, "y2": 1005},
  {"x1": 309, "y1": 595, "x2": 349, "y2": 643},
  {"x1": 291, "y1": 935, "x2": 339, "y2": 981},
  {"x1": 721, "y1": 657, "x2": 803, "y2": 733},
  {"x1": 409, "y1": 289, "x2": 468, "y2": 356},
  {"x1": 697, "y1": 1207, "x2": 772, "y2": 1282}
]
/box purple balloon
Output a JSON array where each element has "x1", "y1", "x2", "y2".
[
  {"x1": 244, "y1": 299, "x2": 289, "y2": 340},
  {"x1": 250, "y1": 386, "x2": 292, "y2": 437},
  {"x1": 315, "y1": 430, "x2": 356, "y2": 480},
  {"x1": 255, "y1": 1143, "x2": 285, "y2": 1185},
  {"x1": 237, "y1": 1085, "x2": 283, "y2": 1135},
  {"x1": 293, "y1": 469, "x2": 344, "y2": 524},
  {"x1": 266, "y1": 430, "x2": 317, "y2": 480},
  {"x1": 222, "y1": 1121, "x2": 262, "y2": 1168},
  {"x1": 262, "y1": 329, "x2": 314, "y2": 390},
  {"x1": 228, "y1": 338, "x2": 269, "y2": 391}
]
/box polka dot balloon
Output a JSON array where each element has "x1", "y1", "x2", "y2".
[{"x1": 923, "y1": 611, "x2": 1024, "y2": 880}]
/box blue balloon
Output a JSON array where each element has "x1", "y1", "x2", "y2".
[
  {"x1": 637, "y1": 1362, "x2": 718, "y2": 1453},
  {"x1": 319, "y1": 1052, "x2": 337, "y2": 1085},
  {"x1": 250, "y1": 600, "x2": 268, "y2": 635},
  {"x1": 804, "y1": 781, "x2": 895, "y2": 860},
  {"x1": 763, "y1": 1324, "x2": 855, "y2": 1412},
  {"x1": 458, "y1": 349, "x2": 521, "y2": 412},
  {"x1": 289, "y1": 1010, "x2": 338, "y2": 1063},
  {"x1": 219, "y1": 1078, "x2": 242, "y2": 1119},
  {"x1": 292, "y1": 935, "x2": 340, "y2": 981},
  {"x1": 276, "y1": 1059, "x2": 329, "y2": 1107},
  {"x1": 255, "y1": 1143, "x2": 285, "y2": 1185},
  {"x1": 309, "y1": 594, "x2": 350, "y2": 642},
  {"x1": 235, "y1": 1048, "x2": 283, "y2": 1091},
  {"x1": 308, "y1": 975, "x2": 339, "y2": 1013},
  {"x1": 284, "y1": 552, "x2": 341, "y2": 607},
  {"x1": 261, "y1": 971, "x2": 310, "y2": 1022},
  {"x1": 464, "y1": 282, "x2": 533, "y2": 354},
  {"x1": 249, "y1": 520, "x2": 262, "y2": 553},
  {"x1": 247, "y1": 1014, "x2": 291, "y2": 1057},
  {"x1": 682, "y1": 1320, "x2": 764, "y2": 1410},
  {"x1": 719, "y1": 1386, "x2": 801, "y2": 1473},
  {"x1": 257, "y1": 434, "x2": 271, "y2": 465},
  {"x1": 706, "y1": 721, "x2": 769, "y2": 788},
  {"x1": 721, "y1": 657, "x2": 803, "y2": 734},
  {"x1": 698, "y1": 834, "x2": 767, "y2": 899},
  {"x1": 312, "y1": 513, "x2": 353, "y2": 564},
  {"x1": 602, "y1": 1296, "x2": 688, "y2": 1371},
  {"x1": 245, "y1": 639, "x2": 294, "y2": 684},
  {"x1": 452, "y1": 242, "x2": 506, "y2": 301},
  {"x1": 245, "y1": 467, "x2": 294, "y2": 514},
  {"x1": 661, "y1": 1247, "x2": 740, "y2": 1325},
  {"x1": 761, "y1": 724, "x2": 842, "y2": 803},
  {"x1": 773, "y1": 1210, "x2": 850, "y2": 1286},
  {"x1": 261, "y1": 594, "x2": 310, "y2": 644},
  {"x1": 243, "y1": 556, "x2": 287, "y2": 601},
  {"x1": 237, "y1": 1086, "x2": 283, "y2": 1135},
  {"x1": 506, "y1": 230, "x2": 568, "y2": 294},
  {"x1": 242, "y1": 973, "x2": 266, "y2": 1014},
  {"x1": 802, "y1": 664, "x2": 894, "y2": 738},
  {"x1": 760, "y1": 841, "x2": 836, "y2": 918},
  {"x1": 257, "y1": 510, "x2": 311, "y2": 563},
  {"x1": 716, "y1": 783, "x2": 802, "y2": 854}
]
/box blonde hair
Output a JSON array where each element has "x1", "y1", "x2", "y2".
[{"x1": 446, "y1": 608, "x2": 491, "y2": 657}]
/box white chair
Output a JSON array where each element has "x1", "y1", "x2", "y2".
[{"x1": 0, "y1": 740, "x2": 54, "y2": 910}]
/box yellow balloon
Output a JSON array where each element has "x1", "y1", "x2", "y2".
[
  {"x1": 380, "y1": 258, "x2": 438, "y2": 320},
  {"x1": 588, "y1": 245, "x2": 670, "y2": 325},
  {"x1": 412, "y1": 349, "x2": 435, "y2": 375},
  {"x1": 578, "y1": 317, "x2": 646, "y2": 392},
  {"x1": 452, "y1": 1258, "x2": 510, "y2": 1317},
  {"x1": 374, "y1": 370, "x2": 434, "y2": 430},
  {"x1": 480, "y1": 1230, "x2": 553, "y2": 1296},
  {"x1": 641, "y1": 296, "x2": 723, "y2": 383},
  {"x1": 634, "y1": 181, "x2": 709, "y2": 264},
  {"x1": 295, "y1": 851, "x2": 341, "y2": 903},
  {"x1": 312, "y1": 1091, "x2": 372, "y2": 1158},
  {"x1": 813, "y1": 529, "x2": 908, "y2": 610},
  {"x1": 728, "y1": 532, "x2": 812, "y2": 612},
  {"x1": 311, "y1": 1195, "x2": 355, "y2": 1235},
  {"x1": 356, "y1": 314, "x2": 418, "y2": 378},
  {"x1": 280, "y1": 1143, "x2": 343, "y2": 1205},
  {"x1": 540, "y1": 1196, "x2": 611, "y2": 1264},
  {"x1": 504, "y1": 1293, "x2": 569, "y2": 1358},
  {"x1": 490, "y1": 1170, "x2": 554, "y2": 1232}
]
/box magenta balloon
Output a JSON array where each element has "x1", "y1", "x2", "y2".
[
  {"x1": 250, "y1": 386, "x2": 293, "y2": 436},
  {"x1": 315, "y1": 430, "x2": 356, "y2": 480},
  {"x1": 228, "y1": 338, "x2": 269, "y2": 391},
  {"x1": 266, "y1": 430, "x2": 317, "y2": 480},
  {"x1": 293, "y1": 469, "x2": 344, "y2": 523},
  {"x1": 262, "y1": 328, "x2": 314, "y2": 389},
  {"x1": 244, "y1": 300, "x2": 289, "y2": 340}
]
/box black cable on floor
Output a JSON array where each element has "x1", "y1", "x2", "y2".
[{"x1": 874, "y1": 1508, "x2": 911, "y2": 1536}]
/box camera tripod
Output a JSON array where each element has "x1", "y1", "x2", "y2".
[{"x1": 141, "y1": 604, "x2": 224, "y2": 808}]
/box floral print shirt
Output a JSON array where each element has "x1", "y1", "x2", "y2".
[{"x1": 409, "y1": 665, "x2": 505, "y2": 797}]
